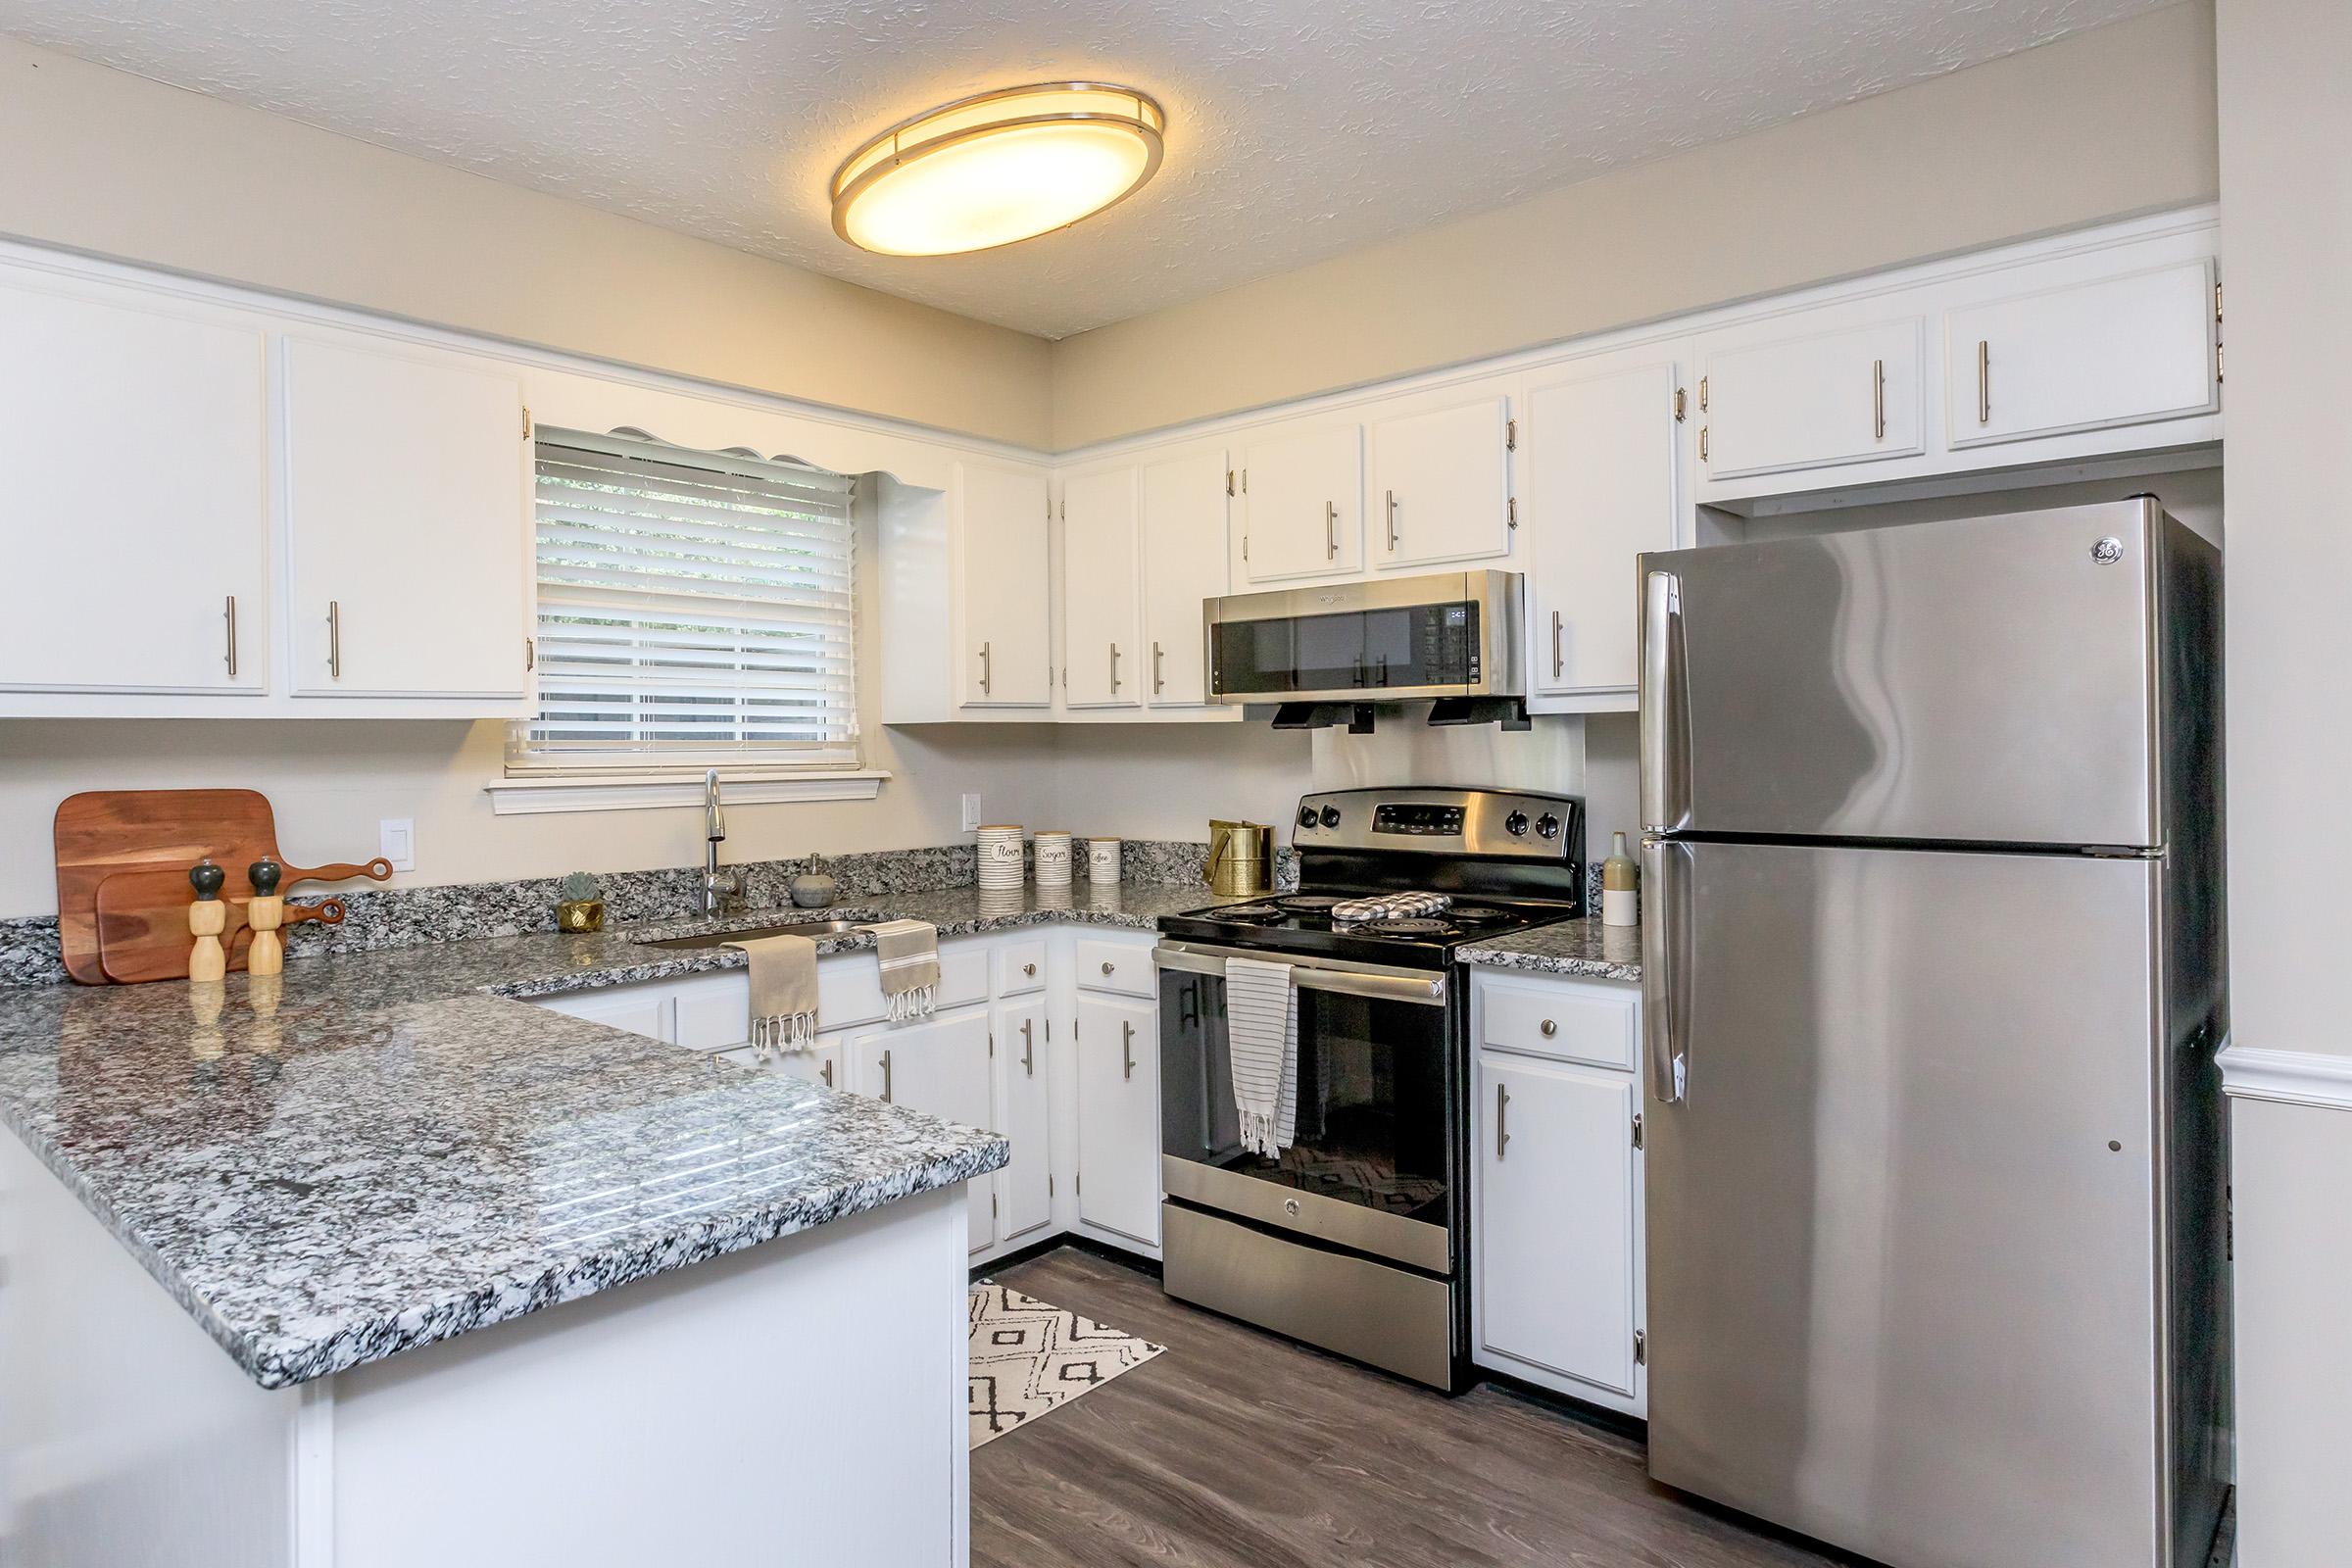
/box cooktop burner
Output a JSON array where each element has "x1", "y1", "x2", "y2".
[
  {"x1": 1273, "y1": 894, "x2": 1343, "y2": 911},
  {"x1": 1364, "y1": 917, "x2": 1452, "y2": 936}
]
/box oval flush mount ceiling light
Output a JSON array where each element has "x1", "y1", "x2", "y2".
[{"x1": 831, "y1": 82, "x2": 1166, "y2": 257}]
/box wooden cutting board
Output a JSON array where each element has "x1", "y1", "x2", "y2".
[
  {"x1": 53, "y1": 789, "x2": 390, "y2": 984},
  {"x1": 94, "y1": 870, "x2": 350, "y2": 983}
]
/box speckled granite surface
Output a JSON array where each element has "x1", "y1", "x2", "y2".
[
  {"x1": 0, "y1": 839, "x2": 1273, "y2": 987},
  {"x1": 0, "y1": 878, "x2": 1237, "y2": 1388},
  {"x1": 1458, "y1": 917, "x2": 1643, "y2": 982}
]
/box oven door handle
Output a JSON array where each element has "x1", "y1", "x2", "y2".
[{"x1": 1152, "y1": 943, "x2": 1448, "y2": 1007}]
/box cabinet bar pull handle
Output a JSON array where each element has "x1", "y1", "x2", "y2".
[
  {"x1": 1109, "y1": 642, "x2": 1121, "y2": 695},
  {"x1": 880, "y1": 1048, "x2": 893, "y2": 1102},
  {"x1": 1152, "y1": 641, "x2": 1165, "y2": 695},
  {"x1": 1550, "y1": 610, "x2": 1564, "y2": 679},
  {"x1": 1976, "y1": 339, "x2": 1990, "y2": 425},
  {"x1": 1385, "y1": 489, "x2": 1398, "y2": 552},
  {"x1": 979, "y1": 641, "x2": 992, "y2": 696},
  {"x1": 1121, "y1": 1019, "x2": 1136, "y2": 1080},
  {"x1": 223, "y1": 595, "x2": 238, "y2": 678},
  {"x1": 327, "y1": 600, "x2": 342, "y2": 680},
  {"x1": 524, "y1": 636, "x2": 535, "y2": 672},
  {"x1": 1497, "y1": 1082, "x2": 1511, "y2": 1158},
  {"x1": 1325, "y1": 501, "x2": 1339, "y2": 559},
  {"x1": 1872, "y1": 358, "x2": 1886, "y2": 441},
  {"x1": 821, "y1": 1060, "x2": 834, "y2": 1088},
  {"x1": 1021, "y1": 1018, "x2": 1035, "y2": 1076}
]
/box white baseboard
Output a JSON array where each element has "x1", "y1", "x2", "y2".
[{"x1": 2218, "y1": 1043, "x2": 2352, "y2": 1112}]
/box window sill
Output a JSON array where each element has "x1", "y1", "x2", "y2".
[{"x1": 484, "y1": 770, "x2": 890, "y2": 816}]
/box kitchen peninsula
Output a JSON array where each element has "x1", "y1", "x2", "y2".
[{"x1": 0, "y1": 943, "x2": 1007, "y2": 1567}]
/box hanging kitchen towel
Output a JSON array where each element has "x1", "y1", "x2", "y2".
[
  {"x1": 722, "y1": 932, "x2": 820, "y2": 1053},
  {"x1": 1223, "y1": 956, "x2": 1298, "y2": 1158},
  {"x1": 862, "y1": 919, "x2": 942, "y2": 1021}
]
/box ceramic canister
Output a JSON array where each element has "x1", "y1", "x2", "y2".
[
  {"x1": 977, "y1": 825, "x2": 1025, "y2": 889},
  {"x1": 1087, "y1": 837, "x2": 1122, "y2": 886},
  {"x1": 1034, "y1": 830, "x2": 1073, "y2": 888}
]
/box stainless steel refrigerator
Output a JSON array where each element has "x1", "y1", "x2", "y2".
[{"x1": 1636, "y1": 498, "x2": 2230, "y2": 1568}]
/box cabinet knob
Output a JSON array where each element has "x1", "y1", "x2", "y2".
[
  {"x1": 1024, "y1": 962, "x2": 1038, "y2": 978},
  {"x1": 1540, "y1": 1019, "x2": 1558, "y2": 1038},
  {"x1": 1101, "y1": 960, "x2": 1115, "y2": 976}
]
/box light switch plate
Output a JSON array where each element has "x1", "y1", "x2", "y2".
[
  {"x1": 960, "y1": 794, "x2": 982, "y2": 833},
  {"x1": 378, "y1": 818, "x2": 415, "y2": 873}
]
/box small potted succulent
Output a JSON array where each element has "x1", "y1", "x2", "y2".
[{"x1": 557, "y1": 871, "x2": 606, "y2": 934}]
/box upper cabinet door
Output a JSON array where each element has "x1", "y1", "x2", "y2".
[
  {"x1": 1699, "y1": 311, "x2": 1924, "y2": 482},
  {"x1": 1140, "y1": 447, "x2": 1230, "y2": 708},
  {"x1": 1059, "y1": 466, "x2": 1142, "y2": 709},
  {"x1": 1369, "y1": 391, "x2": 1514, "y2": 568},
  {"x1": 1945, "y1": 259, "x2": 2217, "y2": 451},
  {"x1": 1523, "y1": 354, "x2": 1685, "y2": 699},
  {"x1": 283, "y1": 335, "x2": 530, "y2": 699},
  {"x1": 957, "y1": 461, "x2": 1053, "y2": 708},
  {"x1": 0, "y1": 279, "x2": 269, "y2": 697},
  {"x1": 1237, "y1": 420, "x2": 1362, "y2": 582}
]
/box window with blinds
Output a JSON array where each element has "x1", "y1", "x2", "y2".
[{"x1": 514, "y1": 432, "x2": 859, "y2": 769}]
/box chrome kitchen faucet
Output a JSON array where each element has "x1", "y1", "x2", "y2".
[{"x1": 700, "y1": 768, "x2": 747, "y2": 915}]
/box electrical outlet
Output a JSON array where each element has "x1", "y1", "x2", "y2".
[
  {"x1": 378, "y1": 818, "x2": 416, "y2": 873},
  {"x1": 960, "y1": 793, "x2": 982, "y2": 833}
]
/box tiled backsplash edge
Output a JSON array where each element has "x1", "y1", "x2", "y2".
[{"x1": 0, "y1": 838, "x2": 1290, "y2": 989}]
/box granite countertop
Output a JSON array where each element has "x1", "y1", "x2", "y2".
[
  {"x1": 1457, "y1": 916, "x2": 1643, "y2": 982},
  {"x1": 0, "y1": 878, "x2": 1217, "y2": 1389}
]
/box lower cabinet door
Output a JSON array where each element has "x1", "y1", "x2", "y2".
[
  {"x1": 854, "y1": 1010, "x2": 999, "y2": 1255},
  {"x1": 1075, "y1": 995, "x2": 1161, "y2": 1248},
  {"x1": 996, "y1": 999, "x2": 1054, "y2": 1243},
  {"x1": 717, "y1": 1040, "x2": 843, "y2": 1091},
  {"x1": 1475, "y1": 1052, "x2": 1640, "y2": 1396},
  {"x1": 535, "y1": 985, "x2": 674, "y2": 1043}
]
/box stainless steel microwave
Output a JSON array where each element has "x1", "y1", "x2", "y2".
[{"x1": 1204, "y1": 570, "x2": 1524, "y2": 705}]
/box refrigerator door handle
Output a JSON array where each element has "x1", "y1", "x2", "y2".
[
  {"x1": 1639, "y1": 568, "x2": 1689, "y2": 832},
  {"x1": 1642, "y1": 835, "x2": 1689, "y2": 1103}
]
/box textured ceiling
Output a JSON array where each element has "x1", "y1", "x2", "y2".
[{"x1": 0, "y1": 0, "x2": 2176, "y2": 338}]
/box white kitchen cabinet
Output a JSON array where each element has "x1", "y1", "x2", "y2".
[
  {"x1": 281, "y1": 334, "x2": 531, "y2": 701},
  {"x1": 1139, "y1": 445, "x2": 1231, "y2": 708},
  {"x1": 1697, "y1": 310, "x2": 1925, "y2": 482},
  {"x1": 718, "y1": 1040, "x2": 844, "y2": 1090},
  {"x1": 1237, "y1": 419, "x2": 1362, "y2": 582},
  {"x1": 996, "y1": 998, "x2": 1054, "y2": 1242},
  {"x1": 1058, "y1": 465, "x2": 1143, "y2": 709},
  {"x1": 1522, "y1": 352, "x2": 1685, "y2": 706},
  {"x1": 853, "y1": 1009, "x2": 999, "y2": 1255},
  {"x1": 0, "y1": 276, "x2": 270, "y2": 698},
  {"x1": 1945, "y1": 259, "x2": 2217, "y2": 451},
  {"x1": 1368, "y1": 389, "x2": 1514, "y2": 567},
  {"x1": 1473, "y1": 1051, "x2": 1642, "y2": 1400},
  {"x1": 956, "y1": 460, "x2": 1054, "y2": 709},
  {"x1": 536, "y1": 984, "x2": 675, "y2": 1043},
  {"x1": 1075, "y1": 994, "x2": 1161, "y2": 1249}
]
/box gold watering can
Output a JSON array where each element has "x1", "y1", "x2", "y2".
[{"x1": 1206, "y1": 820, "x2": 1274, "y2": 898}]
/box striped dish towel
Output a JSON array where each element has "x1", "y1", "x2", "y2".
[
  {"x1": 1331, "y1": 891, "x2": 1451, "y2": 923},
  {"x1": 1223, "y1": 956, "x2": 1298, "y2": 1157},
  {"x1": 861, "y1": 919, "x2": 941, "y2": 1021}
]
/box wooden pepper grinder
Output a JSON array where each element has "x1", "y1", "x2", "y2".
[
  {"x1": 246, "y1": 857, "x2": 285, "y2": 977},
  {"x1": 187, "y1": 858, "x2": 228, "y2": 984}
]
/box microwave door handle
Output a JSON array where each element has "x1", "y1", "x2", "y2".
[
  {"x1": 1639, "y1": 568, "x2": 1689, "y2": 832},
  {"x1": 1642, "y1": 836, "x2": 1690, "y2": 1104}
]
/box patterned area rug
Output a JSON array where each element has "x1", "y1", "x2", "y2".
[{"x1": 968, "y1": 1283, "x2": 1164, "y2": 1448}]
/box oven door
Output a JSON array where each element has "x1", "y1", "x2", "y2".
[{"x1": 1155, "y1": 942, "x2": 1455, "y2": 1274}]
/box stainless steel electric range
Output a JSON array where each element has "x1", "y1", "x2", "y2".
[{"x1": 1153, "y1": 786, "x2": 1587, "y2": 1390}]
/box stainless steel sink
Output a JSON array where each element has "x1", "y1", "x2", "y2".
[{"x1": 636, "y1": 918, "x2": 862, "y2": 950}]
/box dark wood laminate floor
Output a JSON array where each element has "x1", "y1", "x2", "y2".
[{"x1": 972, "y1": 1248, "x2": 1856, "y2": 1568}]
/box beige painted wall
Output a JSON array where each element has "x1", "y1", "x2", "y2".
[
  {"x1": 0, "y1": 34, "x2": 1054, "y2": 450},
  {"x1": 2215, "y1": 0, "x2": 2352, "y2": 1559},
  {"x1": 1050, "y1": 2, "x2": 2220, "y2": 449}
]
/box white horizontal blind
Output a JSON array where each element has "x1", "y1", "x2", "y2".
[{"x1": 517, "y1": 432, "x2": 858, "y2": 766}]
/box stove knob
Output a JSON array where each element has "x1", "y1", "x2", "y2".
[
  {"x1": 1504, "y1": 810, "x2": 1530, "y2": 837},
  {"x1": 1535, "y1": 812, "x2": 1562, "y2": 840},
  {"x1": 1298, "y1": 807, "x2": 1320, "y2": 830},
  {"x1": 1320, "y1": 806, "x2": 1342, "y2": 828}
]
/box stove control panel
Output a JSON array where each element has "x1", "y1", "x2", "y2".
[{"x1": 1291, "y1": 786, "x2": 1584, "y2": 863}]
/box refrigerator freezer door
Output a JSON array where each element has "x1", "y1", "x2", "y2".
[
  {"x1": 1642, "y1": 839, "x2": 2170, "y2": 1568},
  {"x1": 1640, "y1": 499, "x2": 2167, "y2": 848}
]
